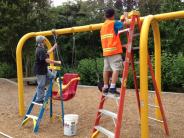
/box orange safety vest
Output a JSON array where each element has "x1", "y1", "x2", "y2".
[{"x1": 100, "y1": 20, "x2": 122, "y2": 56}]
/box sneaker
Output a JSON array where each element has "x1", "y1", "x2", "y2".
[
  {"x1": 102, "y1": 88, "x2": 109, "y2": 94},
  {"x1": 97, "y1": 82, "x2": 104, "y2": 92},
  {"x1": 109, "y1": 88, "x2": 120, "y2": 95}
]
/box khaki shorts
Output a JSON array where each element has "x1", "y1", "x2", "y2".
[{"x1": 104, "y1": 54, "x2": 123, "y2": 71}]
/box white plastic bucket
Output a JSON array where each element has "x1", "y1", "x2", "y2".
[{"x1": 64, "y1": 114, "x2": 79, "y2": 136}]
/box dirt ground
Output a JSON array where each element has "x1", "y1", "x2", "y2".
[{"x1": 0, "y1": 79, "x2": 184, "y2": 138}]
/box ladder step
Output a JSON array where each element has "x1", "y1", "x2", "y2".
[
  {"x1": 134, "y1": 61, "x2": 139, "y2": 64},
  {"x1": 26, "y1": 114, "x2": 38, "y2": 120},
  {"x1": 32, "y1": 101, "x2": 43, "y2": 106},
  {"x1": 138, "y1": 90, "x2": 156, "y2": 93},
  {"x1": 95, "y1": 126, "x2": 114, "y2": 138},
  {"x1": 122, "y1": 44, "x2": 128, "y2": 49},
  {"x1": 118, "y1": 28, "x2": 130, "y2": 34},
  {"x1": 133, "y1": 33, "x2": 140, "y2": 37},
  {"x1": 103, "y1": 93, "x2": 120, "y2": 100},
  {"x1": 148, "y1": 117, "x2": 163, "y2": 123},
  {"x1": 136, "y1": 76, "x2": 152, "y2": 79},
  {"x1": 132, "y1": 47, "x2": 139, "y2": 50},
  {"x1": 148, "y1": 90, "x2": 155, "y2": 93},
  {"x1": 148, "y1": 104, "x2": 159, "y2": 108},
  {"x1": 99, "y1": 109, "x2": 117, "y2": 119}
]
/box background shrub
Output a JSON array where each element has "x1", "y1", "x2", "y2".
[
  {"x1": 77, "y1": 58, "x2": 103, "y2": 85},
  {"x1": 0, "y1": 62, "x2": 16, "y2": 78},
  {"x1": 162, "y1": 52, "x2": 184, "y2": 92}
]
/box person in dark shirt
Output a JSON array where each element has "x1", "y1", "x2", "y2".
[{"x1": 34, "y1": 35, "x2": 61, "y2": 103}]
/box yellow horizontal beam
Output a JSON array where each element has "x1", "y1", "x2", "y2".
[
  {"x1": 18, "y1": 11, "x2": 184, "y2": 38},
  {"x1": 33, "y1": 23, "x2": 103, "y2": 36},
  {"x1": 32, "y1": 11, "x2": 184, "y2": 37},
  {"x1": 154, "y1": 10, "x2": 184, "y2": 21}
]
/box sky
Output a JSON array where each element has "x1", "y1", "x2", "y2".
[
  {"x1": 52, "y1": 0, "x2": 184, "y2": 7},
  {"x1": 52, "y1": 0, "x2": 87, "y2": 6},
  {"x1": 52, "y1": 0, "x2": 68, "y2": 7}
]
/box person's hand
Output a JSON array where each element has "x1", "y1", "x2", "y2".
[
  {"x1": 124, "y1": 12, "x2": 128, "y2": 18},
  {"x1": 120, "y1": 15, "x2": 125, "y2": 22},
  {"x1": 56, "y1": 61, "x2": 61, "y2": 65},
  {"x1": 53, "y1": 43, "x2": 57, "y2": 49}
]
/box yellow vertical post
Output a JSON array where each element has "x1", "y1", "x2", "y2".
[
  {"x1": 151, "y1": 21, "x2": 162, "y2": 119},
  {"x1": 16, "y1": 33, "x2": 53, "y2": 116},
  {"x1": 140, "y1": 15, "x2": 153, "y2": 138},
  {"x1": 16, "y1": 33, "x2": 34, "y2": 116}
]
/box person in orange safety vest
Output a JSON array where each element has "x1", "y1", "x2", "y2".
[{"x1": 100, "y1": 8, "x2": 124, "y2": 95}]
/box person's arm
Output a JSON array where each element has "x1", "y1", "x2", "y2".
[
  {"x1": 45, "y1": 58, "x2": 61, "y2": 65},
  {"x1": 47, "y1": 43, "x2": 57, "y2": 54},
  {"x1": 114, "y1": 21, "x2": 123, "y2": 35}
]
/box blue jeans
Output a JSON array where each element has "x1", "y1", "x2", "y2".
[{"x1": 35, "y1": 69, "x2": 55, "y2": 102}]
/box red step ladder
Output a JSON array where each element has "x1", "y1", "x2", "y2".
[{"x1": 91, "y1": 11, "x2": 169, "y2": 138}]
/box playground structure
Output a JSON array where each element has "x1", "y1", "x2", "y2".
[{"x1": 16, "y1": 10, "x2": 184, "y2": 138}]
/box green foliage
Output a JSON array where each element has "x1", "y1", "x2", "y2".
[
  {"x1": 138, "y1": 0, "x2": 184, "y2": 54},
  {"x1": 77, "y1": 58, "x2": 103, "y2": 85},
  {"x1": 0, "y1": 0, "x2": 53, "y2": 77},
  {"x1": 172, "y1": 54, "x2": 184, "y2": 86},
  {"x1": 160, "y1": 20, "x2": 184, "y2": 54},
  {"x1": 161, "y1": 52, "x2": 184, "y2": 91},
  {"x1": 0, "y1": 62, "x2": 16, "y2": 78},
  {"x1": 159, "y1": 0, "x2": 184, "y2": 54},
  {"x1": 160, "y1": 0, "x2": 184, "y2": 13},
  {"x1": 139, "y1": 0, "x2": 162, "y2": 15},
  {"x1": 126, "y1": 68, "x2": 135, "y2": 89}
]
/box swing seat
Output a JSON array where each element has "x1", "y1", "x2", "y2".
[{"x1": 52, "y1": 73, "x2": 80, "y2": 101}]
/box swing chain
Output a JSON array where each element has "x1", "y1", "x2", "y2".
[
  {"x1": 51, "y1": 29, "x2": 66, "y2": 68},
  {"x1": 72, "y1": 33, "x2": 76, "y2": 67}
]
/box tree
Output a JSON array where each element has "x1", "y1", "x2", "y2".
[
  {"x1": 0, "y1": 0, "x2": 53, "y2": 77},
  {"x1": 138, "y1": 0, "x2": 162, "y2": 15},
  {"x1": 159, "y1": 0, "x2": 184, "y2": 53}
]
